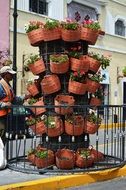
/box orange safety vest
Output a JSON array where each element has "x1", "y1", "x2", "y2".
[{"x1": 0, "y1": 79, "x2": 14, "y2": 116}]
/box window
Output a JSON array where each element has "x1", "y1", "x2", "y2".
[
  {"x1": 29, "y1": 0, "x2": 48, "y2": 15},
  {"x1": 115, "y1": 20, "x2": 125, "y2": 36}
]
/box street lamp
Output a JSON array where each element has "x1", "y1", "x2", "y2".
[{"x1": 13, "y1": 0, "x2": 18, "y2": 94}]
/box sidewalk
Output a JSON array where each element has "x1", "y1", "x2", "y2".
[{"x1": 1, "y1": 165, "x2": 126, "y2": 190}]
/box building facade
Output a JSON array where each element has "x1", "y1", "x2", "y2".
[{"x1": 7, "y1": 0, "x2": 126, "y2": 105}]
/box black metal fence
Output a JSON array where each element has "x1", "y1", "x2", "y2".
[{"x1": 4, "y1": 104, "x2": 126, "y2": 174}]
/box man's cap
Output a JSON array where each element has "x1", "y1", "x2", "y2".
[{"x1": 0, "y1": 66, "x2": 16, "y2": 75}]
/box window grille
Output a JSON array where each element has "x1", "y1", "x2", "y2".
[
  {"x1": 115, "y1": 20, "x2": 125, "y2": 37},
  {"x1": 29, "y1": 0, "x2": 48, "y2": 15}
]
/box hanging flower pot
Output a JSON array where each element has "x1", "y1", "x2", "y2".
[
  {"x1": 70, "y1": 55, "x2": 89, "y2": 73},
  {"x1": 90, "y1": 97, "x2": 102, "y2": 106},
  {"x1": 27, "y1": 28, "x2": 44, "y2": 46},
  {"x1": 28, "y1": 97, "x2": 46, "y2": 116},
  {"x1": 35, "y1": 148, "x2": 54, "y2": 168},
  {"x1": 54, "y1": 95, "x2": 75, "y2": 115},
  {"x1": 75, "y1": 148, "x2": 94, "y2": 168},
  {"x1": 27, "y1": 149, "x2": 36, "y2": 165},
  {"x1": 41, "y1": 75, "x2": 61, "y2": 95},
  {"x1": 89, "y1": 146, "x2": 104, "y2": 162},
  {"x1": 65, "y1": 115, "x2": 84, "y2": 136},
  {"x1": 50, "y1": 54, "x2": 69, "y2": 74},
  {"x1": 27, "y1": 80, "x2": 39, "y2": 96},
  {"x1": 28, "y1": 58, "x2": 45, "y2": 75},
  {"x1": 61, "y1": 19, "x2": 80, "y2": 42},
  {"x1": 55, "y1": 149, "x2": 76, "y2": 169},
  {"x1": 86, "y1": 78, "x2": 100, "y2": 93},
  {"x1": 44, "y1": 116, "x2": 64, "y2": 137},
  {"x1": 88, "y1": 57, "x2": 101, "y2": 73}
]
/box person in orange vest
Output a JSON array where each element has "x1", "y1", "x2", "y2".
[{"x1": 0, "y1": 66, "x2": 17, "y2": 143}]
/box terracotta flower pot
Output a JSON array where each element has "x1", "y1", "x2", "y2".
[
  {"x1": 54, "y1": 95, "x2": 75, "y2": 115},
  {"x1": 76, "y1": 148, "x2": 94, "y2": 168},
  {"x1": 41, "y1": 75, "x2": 61, "y2": 95},
  {"x1": 65, "y1": 115, "x2": 84, "y2": 136},
  {"x1": 61, "y1": 29, "x2": 80, "y2": 42},
  {"x1": 35, "y1": 149, "x2": 54, "y2": 169},
  {"x1": 27, "y1": 82, "x2": 39, "y2": 96},
  {"x1": 90, "y1": 97, "x2": 102, "y2": 106},
  {"x1": 42, "y1": 28, "x2": 61, "y2": 41},
  {"x1": 68, "y1": 80, "x2": 87, "y2": 95},
  {"x1": 81, "y1": 27, "x2": 99, "y2": 45},
  {"x1": 70, "y1": 56, "x2": 89, "y2": 73},
  {"x1": 28, "y1": 59, "x2": 46, "y2": 75},
  {"x1": 84, "y1": 121, "x2": 99, "y2": 134},
  {"x1": 89, "y1": 146, "x2": 104, "y2": 162},
  {"x1": 27, "y1": 28, "x2": 43, "y2": 46},
  {"x1": 50, "y1": 60, "x2": 69, "y2": 74},
  {"x1": 31, "y1": 98, "x2": 46, "y2": 115},
  {"x1": 55, "y1": 149, "x2": 76, "y2": 169},
  {"x1": 86, "y1": 79, "x2": 100, "y2": 93},
  {"x1": 29, "y1": 121, "x2": 46, "y2": 135},
  {"x1": 27, "y1": 153, "x2": 36, "y2": 165},
  {"x1": 88, "y1": 57, "x2": 101, "y2": 73},
  {"x1": 45, "y1": 116, "x2": 64, "y2": 137}
]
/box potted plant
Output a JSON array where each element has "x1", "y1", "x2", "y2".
[
  {"x1": 76, "y1": 148, "x2": 94, "y2": 168},
  {"x1": 88, "y1": 52, "x2": 111, "y2": 73},
  {"x1": 86, "y1": 72, "x2": 105, "y2": 93},
  {"x1": 25, "y1": 21, "x2": 44, "y2": 46},
  {"x1": 26, "y1": 79, "x2": 39, "y2": 96},
  {"x1": 89, "y1": 146, "x2": 104, "y2": 162},
  {"x1": 61, "y1": 18, "x2": 80, "y2": 41},
  {"x1": 43, "y1": 115, "x2": 64, "y2": 137},
  {"x1": 41, "y1": 74, "x2": 61, "y2": 95},
  {"x1": 69, "y1": 51, "x2": 89, "y2": 73},
  {"x1": 27, "y1": 148, "x2": 37, "y2": 165},
  {"x1": 55, "y1": 149, "x2": 76, "y2": 169},
  {"x1": 89, "y1": 87, "x2": 103, "y2": 106},
  {"x1": 50, "y1": 54, "x2": 69, "y2": 74},
  {"x1": 54, "y1": 94, "x2": 75, "y2": 115},
  {"x1": 68, "y1": 71, "x2": 87, "y2": 95},
  {"x1": 26, "y1": 54, "x2": 45, "y2": 75},
  {"x1": 122, "y1": 66, "x2": 126, "y2": 77},
  {"x1": 42, "y1": 19, "x2": 61, "y2": 41},
  {"x1": 35, "y1": 148, "x2": 54, "y2": 169},
  {"x1": 81, "y1": 19, "x2": 101, "y2": 45},
  {"x1": 84, "y1": 111, "x2": 102, "y2": 134},
  {"x1": 65, "y1": 115, "x2": 84, "y2": 136},
  {"x1": 28, "y1": 97, "x2": 46, "y2": 115},
  {"x1": 26, "y1": 116, "x2": 46, "y2": 135}
]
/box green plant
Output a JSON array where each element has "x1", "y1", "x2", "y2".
[
  {"x1": 44, "y1": 19, "x2": 60, "y2": 30},
  {"x1": 26, "y1": 116, "x2": 42, "y2": 126},
  {"x1": 82, "y1": 19, "x2": 101, "y2": 30},
  {"x1": 70, "y1": 71, "x2": 86, "y2": 83},
  {"x1": 79, "y1": 149, "x2": 91, "y2": 158},
  {"x1": 50, "y1": 54, "x2": 69, "y2": 63},
  {"x1": 35, "y1": 150, "x2": 48, "y2": 159},
  {"x1": 27, "y1": 148, "x2": 36, "y2": 155},
  {"x1": 87, "y1": 111, "x2": 102, "y2": 124},
  {"x1": 88, "y1": 72, "x2": 105, "y2": 83},
  {"x1": 68, "y1": 51, "x2": 81, "y2": 59},
  {"x1": 26, "y1": 54, "x2": 40, "y2": 66},
  {"x1": 89, "y1": 52, "x2": 111, "y2": 69},
  {"x1": 43, "y1": 115, "x2": 56, "y2": 129},
  {"x1": 92, "y1": 88, "x2": 104, "y2": 100},
  {"x1": 25, "y1": 21, "x2": 44, "y2": 33},
  {"x1": 28, "y1": 98, "x2": 38, "y2": 105},
  {"x1": 122, "y1": 66, "x2": 126, "y2": 76},
  {"x1": 61, "y1": 18, "x2": 79, "y2": 30}
]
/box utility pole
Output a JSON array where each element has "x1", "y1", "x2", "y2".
[{"x1": 13, "y1": 0, "x2": 18, "y2": 94}]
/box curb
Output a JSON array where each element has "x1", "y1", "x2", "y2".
[{"x1": 0, "y1": 165, "x2": 126, "y2": 190}]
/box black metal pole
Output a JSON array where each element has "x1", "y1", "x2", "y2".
[{"x1": 13, "y1": 0, "x2": 18, "y2": 94}]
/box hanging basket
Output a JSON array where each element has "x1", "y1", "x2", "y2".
[
  {"x1": 65, "y1": 115, "x2": 84, "y2": 136},
  {"x1": 55, "y1": 149, "x2": 76, "y2": 169},
  {"x1": 27, "y1": 153, "x2": 36, "y2": 165},
  {"x1": 90, "y1": 97, "x2": 102, "y2": 106},
  {"x1": 31, "y1": 98, "x2": 46, "y2": 115},
  {"x1": 27, "y1": 28, "x2": 43, "y2": 46},
  {"x1": 81, "y1": 27, "x2": 99, "y2": 45},
  {"x1": 70, "y1": 56, "x2": 89, "y2": 73},
  {"x1": 86, "y1": 79, "x2": 100, "y2": 93},
  {"x1": 75, "y1": 148, "x2": 94, "y2": 168},
  {"x1": 50, "y1": 61, "x2": 69, "y2": 74},
  {"x1": 27, "y1": 82, "x2": 39, "y2": 96},
  {"x1": 42, "y1": 28, "x2": 61, "y2": 41},
  {"x1": 28, "y1": 59, "x2": 46, "y2": 75},
  {"x1": 84, "y1": 121, "x2": 99, "y2": 134},
  {"x1": 45, "y1": 116, "x2": 64, "y2": 137},
  {"x1": 88, "y1": 57, "x2": 101, "y2": 73},
  {"x1": 61, "y1": 29, "x2": 80, "y2": 42},
  {"x1": 68, "y1": 80, "x2": 87, "y2": 95},
  {"x1": 29, "y1": 121, "x2": 46, "y2": 135},
  {"x1": 89, "y1": 146, "x2": 104, "y2": 162},
  {"x1": 54, "y1": 95, "x2": 75, "y2": 115},
  {"x1": 41, "y1": 75, "x2": 61, "y2": 95}
]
